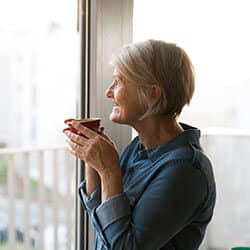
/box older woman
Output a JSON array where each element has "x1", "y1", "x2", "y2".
[{"x1": 64, "y1": 40, "x2": 216, "y2": 250}]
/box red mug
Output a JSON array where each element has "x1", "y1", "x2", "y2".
[{"x1": 63, "y1": 118, "x2": 102, "y2": 135}]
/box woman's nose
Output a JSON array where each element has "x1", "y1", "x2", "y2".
[{"x1": 105, "y1": 83, "x2": 114, "y2": 98}]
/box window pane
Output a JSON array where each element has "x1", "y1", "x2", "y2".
[
  {"x1": 134, "y1": 0, "x2": 250, "y2": 129},
  {"x1": 0, "y1": 1, "x2": 78, "y2": 249}
]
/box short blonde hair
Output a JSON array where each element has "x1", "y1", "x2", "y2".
[{"x1": 110, "y1": 39, "x2": 195, "y2": 119}]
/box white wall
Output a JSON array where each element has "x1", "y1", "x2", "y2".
[
  {"x1": 88, "y1": 0, "x2": 133, "y2": 248},
  {"x1": 89, "y1": 0, "x2": 133, "y2": 154}
]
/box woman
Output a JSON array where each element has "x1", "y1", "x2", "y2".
[{"x1": 64, "y1": 39, "x2": 216, "y2": 250}]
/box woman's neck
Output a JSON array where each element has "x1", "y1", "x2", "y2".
[{"x1": 132, "y1": 116, "x2": 184, "y2": 149}]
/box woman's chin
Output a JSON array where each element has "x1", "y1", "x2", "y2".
[
  {"x1": 110, "y1": 115, "x2": 121, "y2": 124},
  {"x1": 109, "y1": 112, "x2": 124, "y2": 124}
]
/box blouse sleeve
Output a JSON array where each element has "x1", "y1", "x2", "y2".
[{"x1": 78, "y1": 180, "x2": 101, "y2": 214}]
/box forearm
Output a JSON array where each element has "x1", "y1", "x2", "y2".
[
  {"x1": 100, "y1": 168, "x2": 123, "y2": 202},
  {"x1": 85, "y1": 164, "x2": 101, "y2": 196}
]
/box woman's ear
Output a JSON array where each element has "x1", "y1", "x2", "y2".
[{"x1": 150, "y1": 84, "x2": 163, "y2": 103}]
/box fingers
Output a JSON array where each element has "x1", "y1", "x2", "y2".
[
  {"x1": 66, "y1": 137, "x2": 86, "y2": 159},
  {"x1": 70, "y1": 121, "x2": 98, "y2": 139},
  {"x1": 67, "y1": 138, "x2": 80, "y2": 151},
  {"x1": 63, "y1": 120, "x2": 102, "y2": 161},
  {"x1": 64, "y1": 129, "x2": 88, "y2": 146},
  {"x1": 67, "y1": 146, "x2": 81, "y2": 159},
  {"x1": 64, "y1": 129, "x2": 87, "y2": 160}
]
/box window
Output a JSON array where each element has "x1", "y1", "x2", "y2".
[
  {"x1": 134, "y1": 0, "x2": 250, "y2": 129},
  {"x1": 134, "y1": 0, "x2": 250, "y2": 248},
  {"x1": 0, "y1": 1, "x2": 79, "y2": 249}
]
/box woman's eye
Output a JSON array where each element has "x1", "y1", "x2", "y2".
[{"x1": 113, "y1": 79, "x2": 120, "y2": 87}]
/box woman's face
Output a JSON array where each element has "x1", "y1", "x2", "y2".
[{"x1": 105, "y1": 68, "x2": 147, "y2": 125}]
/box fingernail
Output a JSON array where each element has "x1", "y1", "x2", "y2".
[{"x1": 71, "y1": 121, "x2": 79, "y2": 127}]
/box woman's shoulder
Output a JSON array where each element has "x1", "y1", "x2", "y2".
[{"x1": 159, "y1": 144, "x2": 216, "y2": 200}]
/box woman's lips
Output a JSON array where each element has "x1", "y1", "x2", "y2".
[
  {"x1": 113, "y1": 106, "x2": 120, "y2": 111},
  {"x1": 113, "y1": 103, "x2": 119, "y2": 108}
]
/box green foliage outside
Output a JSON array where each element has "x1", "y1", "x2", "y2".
[
  {"x1": 30, "y1": 179, "x2": 53, "y2": 202},
  {"x1": 0, "y1": 242, "x2": 37, "y2": 250},
  {"x1": 0, "y1": 156, "x2": 7, "y2": 184}
]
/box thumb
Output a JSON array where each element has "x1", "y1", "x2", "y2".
[{"x1": 99, "y1": 131, "x2": 115, "y2": 146}]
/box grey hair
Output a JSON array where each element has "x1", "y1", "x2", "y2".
[{"x1": 110, "y1": 39, "x2": 195, "y2": 119}]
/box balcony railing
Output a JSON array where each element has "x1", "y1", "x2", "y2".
[{"x1": 0, "y1": 145, "x2": 75, "y2": 250}]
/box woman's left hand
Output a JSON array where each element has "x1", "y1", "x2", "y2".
[{"x1": 64, "y1": 121, "x2": 120, "y2": 177}]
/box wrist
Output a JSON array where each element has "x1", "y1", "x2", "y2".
[
  {"x1": 100, "y1": 166, "x2": 121, "y2": 179},
  {"x1": 100, "y1": 167, "x2": 123, "y2": 202},
  {"x1": 85, "y1": 164, "x2": 101, "y2": 195}
]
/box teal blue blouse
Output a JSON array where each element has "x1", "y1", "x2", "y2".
[{"x1": 79, "y1": 123, "x2": 216, "y2": 250}]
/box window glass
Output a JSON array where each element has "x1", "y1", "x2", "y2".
[
  {"x1": 134, "y1": 0, "x2": 250, "y2": 130},
  {"x1": 0, "y1": 1, "x2": 78, "y2": 249}
]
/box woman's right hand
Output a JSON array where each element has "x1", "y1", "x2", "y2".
[{"x1": 64, "y1": 121, "x2": 120, "y2": 178}]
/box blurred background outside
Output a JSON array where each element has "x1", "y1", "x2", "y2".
[{"x1": 0, "y1": 0, "x2": 78, "y2": 249}]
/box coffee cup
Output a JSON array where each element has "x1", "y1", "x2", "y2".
[{"x1": 63, "y1": 118, "x2": 102, "y2": 135}]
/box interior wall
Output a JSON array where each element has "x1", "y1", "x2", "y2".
[
  {"x1": 88, "y1": 0, "x2": 133, "y2": 248},
  {"x1": 89, "y1": 0, "x2": 133, "y2": 154}
]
